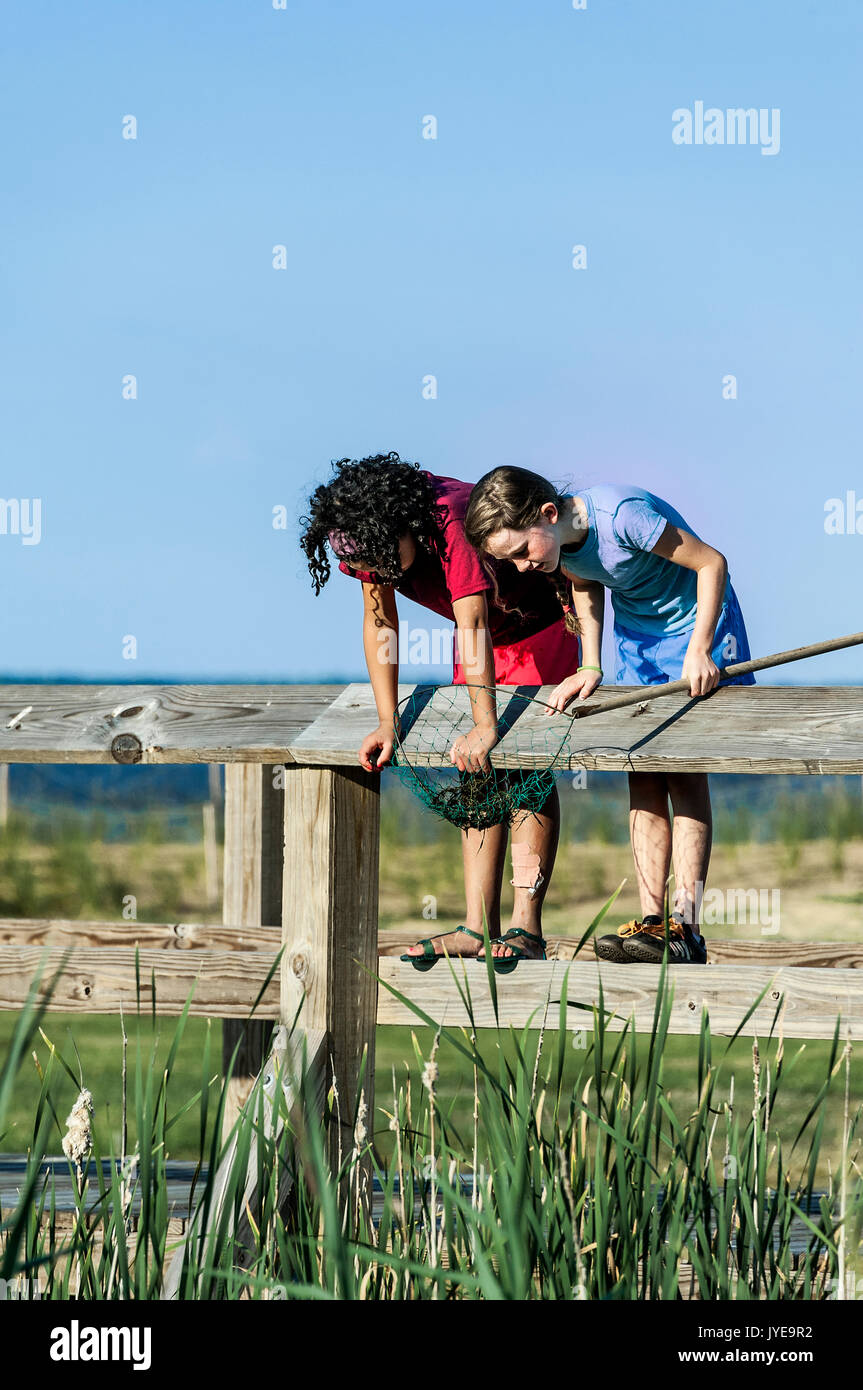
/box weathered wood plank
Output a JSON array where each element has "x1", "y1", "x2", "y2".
[
  {"x1": 378, "y1": 932, "x2": 863, "y2": 969},
  {"x1": 684, "y1": 940, "x2": 863, "y2": 969},
  {"x1": 289, "y1": 683, "x2": 863, "y2": 773},
  {"x1": 0, "y1": 685, "x2": 344, "y2": 764},
  {"x1": 6, "y1": 928, "x2": 861, "y2": 1017},
  {"x1": 2, "y1": 947, "x2": 861, "y2": 1038},
  {"x1": 282, "y1": 768, "x2": 380, "y2": 1151},
  {"x1": 0, "y1": 918, "x2": 281, "y2": 951},
  {"x1": 3, "y1": 927, "x2": 861, "y2": 988},
  {"x1": 1, "y1": 682, "x2": 862, "y2": 769},
  {"x1": 6, "y1": 920, "x2": 863, "y2": 973},
  {"x1": 375, "y1": 960, "x2": 863, "y2": 1039},
  {"x1": 0, "y1": 946, "x2": 281, "y2": 1016}
]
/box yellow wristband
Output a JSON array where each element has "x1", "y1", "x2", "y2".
[{"x1": 578, "y1": 665, "x2": 603, "y2": 675}]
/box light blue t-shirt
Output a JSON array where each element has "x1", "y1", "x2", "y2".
[{"x1": 559, "y1": 485, "x2": 730, "y2": 636}]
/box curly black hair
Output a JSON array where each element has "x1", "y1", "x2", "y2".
[{"x1": 300, "y1": 452, "x2": 449, "y2": 594}]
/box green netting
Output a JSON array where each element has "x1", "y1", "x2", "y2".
[{"x1": 390, "y1": 685, "x2": 574, "y2": 830}]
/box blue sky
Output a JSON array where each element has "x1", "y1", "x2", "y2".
[{"x1": 1, "y1": 0, "x2": 861, "y2": 685}]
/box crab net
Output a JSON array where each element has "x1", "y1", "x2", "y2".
[{"x1": 390, "y1": 685, "x2": 575, "y2": 830}]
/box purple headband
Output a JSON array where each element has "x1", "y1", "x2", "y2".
[{"x1": 328, "y1": 529, "x2": 364, "y2": 561}]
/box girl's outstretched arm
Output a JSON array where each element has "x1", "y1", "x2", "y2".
[
  {"x1": 359, "y1": 580, "x2": 400, "y2": 770},
  {"x1": 450, "y1": 592, "x2": 498, "y2": 773},
  {"x1": 651, "y1": 523, "x2": 728, "y2": 695}
]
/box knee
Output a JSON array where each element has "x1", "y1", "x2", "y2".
[
  {"x1": 667, "y1": 772, "x2": 710, "y2": 802},
  {"x1": 667, "y1": 774, "x2": 712, "y2": 819},
  {"x1": 628, "y1": 771, "x2": 669, "y2": 813}
]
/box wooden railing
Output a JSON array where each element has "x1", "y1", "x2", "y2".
[{"x1": 2, "y1": 681, "x2": 863, "y2": 1144}]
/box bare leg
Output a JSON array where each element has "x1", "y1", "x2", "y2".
[
  {"x1": 405, "y1": 820, "x2": 507, "y2": 957},
  {"x1": 462, "y1": 820, "x2": 507, "y2": 939},
  {"x1": 667, "y1": 773, "x2": 712, "y2": 929},
  {"x1": 628, "y1": 771, "x2": 672, "y2": 919},
  {"x1": 486, "y1": 783, "x2": 560, "y2": 959}
]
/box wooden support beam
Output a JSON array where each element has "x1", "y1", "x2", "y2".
[
  {"x1": 203, "y1": 803, "x2": 218, "y2": 907},
  {"x1": 282, "y1": 767, "x2": 380, "y2": 1160},
  {"x1": 376, "y1": 959, "x2": 863, "y2": 1040},
  {"x1": 161, "y1": 1026, "x2": 327, "y2": 1300},
  {"x1": 221, "y1": 764, "x2": 285, "y2": 1136}
]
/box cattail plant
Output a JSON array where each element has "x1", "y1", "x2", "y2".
[{"x1": 1, "y1": 904, "x2": 861, "y2": 1301}]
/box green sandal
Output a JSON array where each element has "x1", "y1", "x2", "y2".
[
  {"x1": 481, "y1": 927, "x2": 547, "y2": 975},
  {"x1": 401, "y1": 925, "x2": 485, "y2": 972}
]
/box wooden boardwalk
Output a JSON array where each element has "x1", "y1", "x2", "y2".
[{"x1": 1, "y1": 681, "x2": 862, "y2": 1163}]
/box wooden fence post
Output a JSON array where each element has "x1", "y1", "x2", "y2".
[
  {"x1": 221, "y1": 763, "x2": 285, "y2": 1136},
  {"x1": 281, "y1": 766, "x2": 380, "y2": 1165}
]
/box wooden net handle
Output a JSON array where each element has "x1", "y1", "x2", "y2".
[{"x1": 571, "y1": 630, "x2": 863, "y2": 719}]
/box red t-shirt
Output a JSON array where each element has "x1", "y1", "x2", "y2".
[{"x1": 337, "y1": 472, "x2": 566, "y2": 646}]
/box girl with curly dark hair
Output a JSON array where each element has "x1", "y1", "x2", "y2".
[{"x1": 300, "y1": 452, "x2": 581, "y2": 964}]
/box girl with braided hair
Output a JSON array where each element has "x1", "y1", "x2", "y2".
[{"x1": 300, "y1": 452, "x2": 581, "y2": 966}]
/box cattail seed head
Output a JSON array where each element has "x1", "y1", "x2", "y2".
[
  {"x1": 62, "y1": 1088, "x2": 93, "y2": 1167},
  {"x1": 353, "y1": 1091, "x2": 368, "y2": 1149}
]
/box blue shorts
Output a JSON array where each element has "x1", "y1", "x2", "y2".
[{"x1": 614, "y1": 587, "x2": 755, "y2": 687}]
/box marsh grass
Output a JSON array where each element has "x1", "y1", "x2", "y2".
[
  {"x1": 1, "y1": 943, "x2": 861, "y2": 1301},
  {"x1": 0, "y1": 812, "x2": 187, "y2": 922}
]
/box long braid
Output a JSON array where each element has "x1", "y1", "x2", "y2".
[{"x1": 550, "y1": 568, "x2": 579, "y2": 636}]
